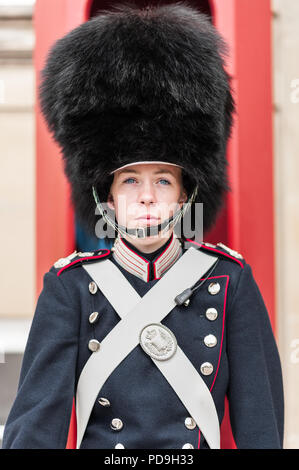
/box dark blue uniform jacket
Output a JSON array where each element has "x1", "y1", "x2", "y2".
[{"x1": 2, "y1": 239, "x2": 284, "y2": 449}]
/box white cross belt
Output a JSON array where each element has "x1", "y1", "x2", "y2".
[{"x1": 76, "y1": 247, "x2": 220, "y2": 449}]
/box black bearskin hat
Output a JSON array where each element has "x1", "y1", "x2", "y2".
[{"x1": 38, "y1": 1, "x2": 235, "y2": 237}]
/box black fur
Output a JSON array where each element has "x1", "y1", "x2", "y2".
[{"x1": 38, "y1": 1, "x2": 235, "y2": 237}]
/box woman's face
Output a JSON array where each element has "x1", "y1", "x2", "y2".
[{"x1": 107, "y1": 163, "x2": 188, "y2": 251}]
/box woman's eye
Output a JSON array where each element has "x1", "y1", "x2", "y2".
[
  {"x1": 158, "y1": 179, "x2": 170, "y2": 185},
  {"x1": 123, "y1": 178, "x2": 136, "y2": 184},
  {"x1": 122, "y1": 177, "x2": 170, "y2": 185}
]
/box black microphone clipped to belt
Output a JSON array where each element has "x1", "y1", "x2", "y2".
[{"x1": 174, "y1": 258, "x2": 219, "y2": 307}]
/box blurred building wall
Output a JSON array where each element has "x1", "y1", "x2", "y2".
[
  {"x1": 272, "y1": 0, "x2": 299, "y2": 449},
  {"x1": 0, "y1": 2, "x2": 35, "y2": 318},
  {"x1": 0, "y1": 1, "x2": 35, "y2": 445}
]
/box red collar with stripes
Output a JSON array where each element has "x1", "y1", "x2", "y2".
[{"x1": 111, "y1": 234, "x2": 183, "y2": 282}]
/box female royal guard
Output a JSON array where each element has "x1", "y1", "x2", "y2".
[{"x1": 2, "y1": 2, "x2": 284, "y2": 449}]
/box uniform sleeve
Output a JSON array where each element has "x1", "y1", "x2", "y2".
[
  {"x1": 2, "y1": 269, "x2": 80, "y2": 449},
  {"x1": 226, "y1": 262, "x2": 284, "y2": 449}
]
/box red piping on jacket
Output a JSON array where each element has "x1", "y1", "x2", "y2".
[
  {"x1": 153, "y1": 236, "x2": 179, "y2": 280},
  {"x1": 118, "y1": 238, "x2": 145, "y2": 267},
  {"x1": 56, "y1": 250, "x2": 111, "y2": 276},
  {"x1": 185, "y1": 239, "x2": 244, "y2": 269},
  {"x1": 153, "y1": 232, "x2": 174, "y2": 279},
  {"x1": 115, "y1": 246, "x2": 146, "y2": 276},
  {"x1": 196, "y1": 274, "x2": 229, "y2": 449},
  {"x1": 120, "y1": 237, "x2": 150, "y2": 281}
]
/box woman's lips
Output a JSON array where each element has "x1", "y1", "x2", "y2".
[{"x1": 136, "y1": 217, "x2": 160, "y2": 225}]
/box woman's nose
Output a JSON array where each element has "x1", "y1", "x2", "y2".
[{"x1": 137, "y1": 182, "x2": 156, "y2": 204}]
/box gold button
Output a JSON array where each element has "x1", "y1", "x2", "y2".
[
  {"x1": 182, "y1": 443, "x2": 194, "y2": 449},
  {"x1": 200, "y1": 362, "x2": 214, "y2": 376},
  {"x1": 204, "y1": 334, "x2": 217, "y2": 348},
  {"x1": 88, "y1": 339, "x2": 101, "y2": 352},
  {"x1": 111, "y1": 418, "x2": 123, "y2": 431},
  {"x1": 115, "y1": 443, "x2": 125, "y2": 449},
  {"x1": 185, "y1": 417, "x2": 196, "y2": 430},
  {"x1": 98, "y1": 397, "x2": 110, "y2": 407},
  {"x1": 89, "y1": 311, "x2": 100, "y2": 324},
  {"x1": 89, "y1": 281, "x2": 98, "y2": 294},
  {"x1": 208, "y1": 282, "x2": 220, "y2": 295},
  {"x1": 205, "y1": 307, "x2": 218, "y2": 321}
]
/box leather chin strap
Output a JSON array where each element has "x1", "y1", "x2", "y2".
[{"x1": 92, "y1": 185, "x2": 198, "y2": 239}]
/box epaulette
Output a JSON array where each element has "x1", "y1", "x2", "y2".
[
  {"x1": 186, "y1": 239, "x2": 245, "y2": 268},
  {"x1": 53, "y1": 249, "x2": 111, "y2": 276}
]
